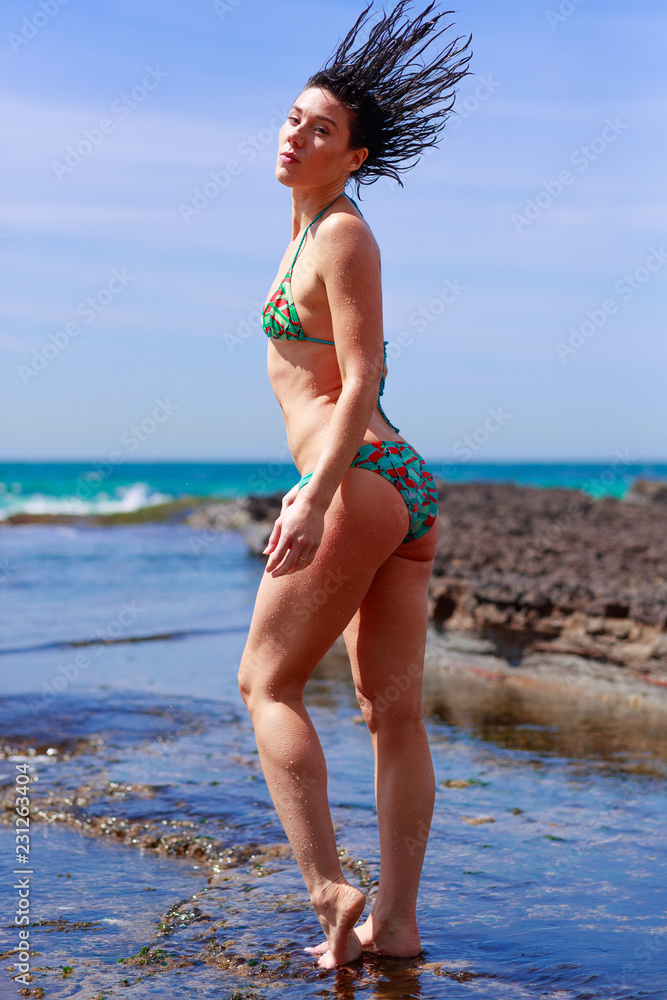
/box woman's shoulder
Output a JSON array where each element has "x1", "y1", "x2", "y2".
[{"x1": 315, "y1": 203, "x2": 379, "y2": 264}]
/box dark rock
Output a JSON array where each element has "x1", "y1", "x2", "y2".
[
  {"x1": 240, "y1": 492, "x2": 283, "y2": 523},
  {"x1": 430, "y1": 480, "x2": 667, "y2": 669},
  {"x1": 624, "y1": 478, "x2": 667, "y2": 505}
]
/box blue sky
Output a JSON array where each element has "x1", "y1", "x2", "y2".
[{"x1": 1, "y1": 0, "x2": 665, "y2": 461}]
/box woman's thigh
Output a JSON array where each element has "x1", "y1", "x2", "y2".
[
  {"x1": 239, "y1": 466, "x2": 412, "y2": 699},
  {"x1": 343, "y1": 518, "x2": 439, "y2": 721}
]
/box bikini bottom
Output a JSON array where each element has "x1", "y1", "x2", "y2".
[{"x1": 296, "y1": 439, "x2": 438, "y2": 544}]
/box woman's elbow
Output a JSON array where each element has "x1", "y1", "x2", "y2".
[{"x1": 340, "y1": 369, "x2": 382, "y2": 406}]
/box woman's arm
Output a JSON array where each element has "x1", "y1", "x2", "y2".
[
  {"x1": 264, "y1": 213, "x2": 386, "y2": 576},
  {"x1": 301, "y1": 213, "x2": 385, "y2": 509}
]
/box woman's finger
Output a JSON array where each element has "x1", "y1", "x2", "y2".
[
  {"x1": 265, "y1": 526, "x2": 297, "y2": 572},
  {"x1": 282, "y1": 485, "x2": 299, "y2": 510},
  {"x1": 270, "y1": 537, "x2": 307, "y2": 577},
  {"x1": 264, "y1": 533, "x2": 285, "y2": 568},
  {"x1": 265, "y1": 542, "x2": 288, "y2": 572},
  {"x1": 270, "y1": 548, "x2": 301, "y2": 576},
  {"x1": 263, "y1": 517, "x2": 282, "y2": 555},
  {"x1": 294, "y1": 546, "x2": 316, "y2": 571}
]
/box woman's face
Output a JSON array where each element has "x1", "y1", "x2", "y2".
[{"x1": 276, "y1": 87, "x2": 368, "y2": 189}]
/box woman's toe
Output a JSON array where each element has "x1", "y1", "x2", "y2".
[{"x1": 304, "y1": 941, "x2": 330, "y2": 955}]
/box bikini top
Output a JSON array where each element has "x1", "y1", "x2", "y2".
[{"x1": 262, "y1": 193, "x2": 399, "y2": 433}]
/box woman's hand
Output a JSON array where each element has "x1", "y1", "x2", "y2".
[{"x1": 263, "y1": 487, "x2": 325, "y2": 576}]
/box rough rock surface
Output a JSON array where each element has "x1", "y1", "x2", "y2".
[
  {"x1": 429, "y1": 479, "x2": 667, "y2": 671},
  {"x1": 8, "y1": 478, "x2": 663, "y2": 674},
  {"x1": 624, "y1": 477, "x2": 667, "y2": 505},
  {"x1": 184, "y1": 493, "x2": 283, "y2": 554},
  {"x1": 229, "y1": 480, "x2": 667, "y2": 671}
]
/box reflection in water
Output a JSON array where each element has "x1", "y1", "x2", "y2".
[
  {"x1": 422, "y1": 670, "x2": 667, "y2": 777},
  {"x1": 314, "y1": 637, "x2": 667, "y2": 773},
  {"x1": 1, "y1": 651, "x2": 666, "y2": 997}
]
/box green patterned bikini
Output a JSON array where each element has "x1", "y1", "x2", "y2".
[{"x1": 263, "y1": 193, "x2": 438, "y2": 544}]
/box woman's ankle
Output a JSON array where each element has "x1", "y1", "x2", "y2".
[
  {"x1": 311, "y1": 873, "x2": 355, "y2": 908},
  {"x1": 366, "y1": 903, "x2": 419, "y2": 935}
]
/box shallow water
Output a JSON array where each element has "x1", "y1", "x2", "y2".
[{"x1": 1, "y1": 524, "x2": 666, "y2": 998}]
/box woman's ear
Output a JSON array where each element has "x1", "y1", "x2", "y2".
[{"x1": 348, "y1": 146, "x2": 369, "y2": 173}]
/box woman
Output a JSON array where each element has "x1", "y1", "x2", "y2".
[{"x1": 238, "y1": 0, "x2": 471, "y2": 969}]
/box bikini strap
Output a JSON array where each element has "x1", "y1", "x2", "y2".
[
  {"x1": 287, "y1": 194, "x2": 344, "y2": 274},
  {"x1": 377, "y1": 339, "x2": 400, "y2": 433},
  {"x1": 345, "y1": 193, "x2": 364, "y2": 217}
]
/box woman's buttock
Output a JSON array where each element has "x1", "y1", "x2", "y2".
[
  {"x1": 342, "y1": 464, "x2": 439, "y2": 562},
  {"x1": 349, "y1": 439, "x2": 439, "y2": 549},
  {"x1": 296, "y1": 436, "x2": 439, "y2": 557}
]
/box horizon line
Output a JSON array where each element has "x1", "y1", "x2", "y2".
[{"x1": 2, "y1": 457, "x2": 667, "y2": 466}]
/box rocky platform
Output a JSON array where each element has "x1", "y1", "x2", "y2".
[
  {"x1": 429, "y1": 477, "x2": 667, "y2": 673},
  {"x1": 5, "y1": 478, "x2": 666, "y2": 679},
  {"x1": 197, "y1": 477, "x2": 667, "y2": 676}
]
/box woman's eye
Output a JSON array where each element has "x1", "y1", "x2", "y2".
[{"x1": 315, "y1": 127, "x2": 328, "y2": 134}]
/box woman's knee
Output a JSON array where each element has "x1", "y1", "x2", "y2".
[
  {"x1": 238, "y1": 657, "x2": 254, "y2": 709},
  {"x1": 238, "y1": 645, "x2": 270, "y2": 712},
  {"x1": 238, "y1": 645, "x2": 306, "y2": 713},
  {"x1": 355, "y1": 674, "x2": 424, "y2": 733}
]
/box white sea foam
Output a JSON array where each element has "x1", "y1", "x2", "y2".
[{"x1": 0, "y1": 481, "x2": 173, "y2": 520}]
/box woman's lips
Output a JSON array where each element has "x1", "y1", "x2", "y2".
[{"x1": 280, "y1": 151, "x2": 300, "y2": 163}]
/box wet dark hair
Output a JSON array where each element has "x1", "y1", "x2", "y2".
[{"x1": 303, "y1": 1, "x2": 472, "y2": 194}]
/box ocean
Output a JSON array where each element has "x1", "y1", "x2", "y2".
[
  {"x1": 1, "y1": 458, "x2": 666, "y2": 520},
  {"x1": 1, "y1": 461, "x2": 666, "y2": 997}
]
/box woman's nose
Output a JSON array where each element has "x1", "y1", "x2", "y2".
[{"x1": 285, "y1": 123, "x2": 303, "y2": 146}]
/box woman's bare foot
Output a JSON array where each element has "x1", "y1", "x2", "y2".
[
  {"x1": 304, "y1": 877, "x2": 366, "y2": 968},
  {"x1": 305, "y1": 909, "x2": 422, "y2": 959}
]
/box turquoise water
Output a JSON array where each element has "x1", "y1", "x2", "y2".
[{"x1": 1, "y1": 459, "x2": 665, "y2": 519}]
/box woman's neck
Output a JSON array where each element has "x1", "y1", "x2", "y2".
[{"x1": 290, "y1": 185, "x2": 349, "y2": 239}]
